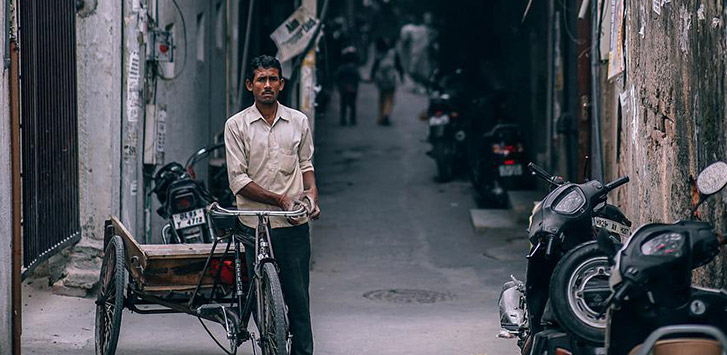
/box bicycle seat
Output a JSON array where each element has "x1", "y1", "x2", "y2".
[{"x1": 209, "y1": 213, "x2": 237, "y2": 232}]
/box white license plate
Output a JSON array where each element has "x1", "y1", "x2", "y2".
[
  {"x1": 593, "y1": 217, "x2": 631, "y2": 238},
  {"x1": 172, "y1": 208, "x2": 206, "y2": 229},
  {"x1": 499, "y1": 164, "x2": 523, "y2": 177}
]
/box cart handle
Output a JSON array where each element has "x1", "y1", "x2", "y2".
[{"x1": 206, "y1": 202, "x2": 307, "y2": 218}]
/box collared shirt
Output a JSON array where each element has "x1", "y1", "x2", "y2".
[{"x1": 224, "y1": 102, "x2": 315, "y2": 228}]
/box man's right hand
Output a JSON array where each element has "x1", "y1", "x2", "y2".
[
  {"x1": 277, "y1": 194, "x2": 306, "y2": 225},
  {"x1": 277, "y1": 194, "x2": 296, "y2": 211}
]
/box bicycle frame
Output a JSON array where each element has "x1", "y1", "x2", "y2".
[{"x1": 194, "y1": 202, "x2": 306, "y2": 351}]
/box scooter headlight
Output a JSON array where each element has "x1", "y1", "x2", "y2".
[
  {"x1": 640, "y1": 232, "x2": 685, "y2": 257},
  {"x1": 553, "y1": 189, "x2": 586, "y2": 214}
]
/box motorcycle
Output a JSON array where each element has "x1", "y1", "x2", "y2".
[
  {"x1": 499, "y1": 162, "x2": 631, "y2": 354},
  {"x1": 425, "y1": 69, "x2": 470, "y2": 182},
  {"x1": 471, "y1": 123, "x2": 532, "y2": 207},
  {"x1": 150, "y1": 143, "x2": 224, "y2": 244},
  {"x1": 597, "y1": 161, "x2": 727, "y2": 355}
]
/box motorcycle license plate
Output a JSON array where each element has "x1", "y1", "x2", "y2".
[
  {"x1": 593, "y1": 217, "x2": 630, "y2": 238},
  {"x1": 172, "y1": 208, "x2": 206, "y2": 229},
  {"x1": 499, "y1": 164, "x2": 523, "y2": 177}
]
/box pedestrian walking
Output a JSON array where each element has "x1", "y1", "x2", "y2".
[
  {"x1": 224, "y1": 55, "x2": 321, "y2": 355},
  {"x1": 370, "y1": 38, "x2": 404, "y2": 126},
  {"x1": 335, "y1": 46, "x2": 361, "y2": 126}
]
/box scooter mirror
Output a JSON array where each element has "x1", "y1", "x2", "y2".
[
  {"x1": 697, "y1": 161, "x2": 727, "y2": 196},
  {"x1": 596, "y1": 228, "x2": 617, "y2": 264}
]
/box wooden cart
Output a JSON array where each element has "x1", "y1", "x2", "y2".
[{"x1": 95, "y1": 216, "x2": 244, "y2": 355}]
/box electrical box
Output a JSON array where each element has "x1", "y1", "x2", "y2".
[
  {"x1": 143, "y1": 104, "x2": 166, "y2": 165},
  {"x1": 149, "y1": 30, "x2": 174, "y2": 62}
]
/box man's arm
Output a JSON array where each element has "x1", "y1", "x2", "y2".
[
  {"x1": 239, "y1": 182, "x2": 295, "y2": 210},
  {"x1": 302, "y1": 171, "x2": 320, "y2": 219},
  {"x1": 299, "y1": 117, "x2": 320, "y2": 219}
]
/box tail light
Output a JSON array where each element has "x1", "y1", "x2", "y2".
[
  {"x1": 173, "y1": 192, "x2": 196, "y2": 211},
  {"x1": 504, "y1": 159, "x2": 516, "y2": 165},
  {"x1": 492, "y1": 143, "x2": 524, "y2": 155},
  {"x1": 434, "y1": 110, "x2": 444, "y2": 117},
  {"x1": 555, "y1": 349, "x2": 573, "y2": 355},
  {"x1": 450, "y1": 112, "x2": 459, "y2": 119}
]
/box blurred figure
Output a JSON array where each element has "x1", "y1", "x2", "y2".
[
  {"x1": 370, "y1": 38, "x2": 404, "y2": 126},
  {"x1": 335, "y1": 46, "x2": 361, "y2": 126},
  {"x1": 398, "y1": 12, "x2": 437, "y2": 91}
]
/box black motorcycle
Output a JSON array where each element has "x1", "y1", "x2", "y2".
[
  {"x1": 471, "y1": 123, "x2": 533, "y2": 206},
  {"x1": 150, "y1": 143, "x2": 224, "y2": 244},
  {"x1": 598, "y1": 161, "x2": 727, "y2": 355},
  {"x1": 425, "y1": 69, "x2": 470, "y2": 182},
  {"x1": 499, "y1": 163, "x2": 631, "y2": 354}
]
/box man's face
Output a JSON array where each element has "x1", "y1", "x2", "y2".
[{"x1": 246, "y1": 67, "x2": 284, "y2": 104}]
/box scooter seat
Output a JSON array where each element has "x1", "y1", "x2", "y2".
[{"x1": 628, "y1": 338, "x2": 721, "y2": 355}]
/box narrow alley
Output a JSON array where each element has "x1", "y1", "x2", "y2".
[
  {"x1": 310, "y1": 81, "x2": 525, "y2": 355},
  {"x1": 21, "y1": 80, "x2": 527, "y2": 355}
]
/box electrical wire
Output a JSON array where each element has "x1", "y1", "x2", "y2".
[
  {"x1": 158, "y1": 0, "x2": 187, "y2": 81},
  {"x1": 560, "y1": 0, "x2": 582, "y2": 44}
]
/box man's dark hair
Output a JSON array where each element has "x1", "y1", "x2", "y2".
[{"x1": 247, "y1": 55, "x2": 283, "y2": 82}]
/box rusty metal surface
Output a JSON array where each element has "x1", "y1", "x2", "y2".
[{"x1": 19, "y1": 0, "x2": 80, "y2": 273}]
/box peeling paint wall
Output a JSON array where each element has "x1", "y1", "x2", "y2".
[
  {"x1": 604, "y1": 0, "x2": 727, "y2": 286},
  {"x1": 76, "y1": 0, "x2": 123, "y2": 241}
]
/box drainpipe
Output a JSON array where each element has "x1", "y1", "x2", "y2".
[
  {"x1": 590, "y1": 0, "x2": 604, "y2": 181},
  {"x1": 236, "y1": 0, "x2": 255, "y2": 113},
  {"x1": 10, "y1": 37, "x2": 21, "y2": 355}
]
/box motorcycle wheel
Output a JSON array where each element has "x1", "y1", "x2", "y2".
[
  {"x1": 549, "y1": 241, "x2": 610, "y2": 345},
  {"x1": 433, "y1": 140, "x2": 454, "y2": 182}
]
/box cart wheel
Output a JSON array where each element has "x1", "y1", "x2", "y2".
[
  {"x1": 259, "y1": 263, "x2": 290, "y2": 355},
  {"x1": 95, "y1": 235, "x2": 126, "y2": 355}
]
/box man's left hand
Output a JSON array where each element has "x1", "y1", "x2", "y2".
[{"x1": 300, "y1": 190, "x2": 320, "y2": 220}]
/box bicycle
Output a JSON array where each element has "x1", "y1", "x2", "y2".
[{"x1": 204, "y1": 201, "x2": 309, "y2": 355}]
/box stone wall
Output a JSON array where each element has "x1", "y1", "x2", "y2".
[{"x1": 603, "y1": 0, "x2": 727, "y2": 286}]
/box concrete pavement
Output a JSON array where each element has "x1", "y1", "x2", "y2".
[{"x1": 21, "y1": 81, "x2": 527, "y2": 355}]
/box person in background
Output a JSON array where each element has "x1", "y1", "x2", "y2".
[
  {"x1": 370, "y1": 38, "x2": 404, "y2": 126},
  {"x1": 335, "y1": 46, "x2": 361, "y2": 126}
]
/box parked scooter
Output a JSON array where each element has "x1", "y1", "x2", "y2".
[
  {"x1": 471, "y1": 123, "x2": 532, "y2": 206},
  {"x1": 425, "y1": 69, "x2": 470, "y2": 182},
  {"x1": 597, "y1": 161, "x2": 727, "y2": 355},
  {"x1": 499, "y1": 163, "x2": 631, "y2": 354},
  {"x1": 150, "y1": 143, "x2": 223, "y2": 244}
]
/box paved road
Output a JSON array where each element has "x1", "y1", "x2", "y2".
[{"x1": 21, "y1": 82, "x2": 526, "y2": 355}]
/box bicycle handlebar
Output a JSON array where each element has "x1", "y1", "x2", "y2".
[{"x1": 206, "y1": 202, "x2": 307, "y2": 218}]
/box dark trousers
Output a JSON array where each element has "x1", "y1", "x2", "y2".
[
  {"x1": 241, "y1": 223, "x2": 313, "y2": 355},
  {"x1": 339, "y1": 90, "x2": 357, "y2": 125}
]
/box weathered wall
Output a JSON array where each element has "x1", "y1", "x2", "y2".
[
  {"x1": 605, "y1": 0, "x2": 727, "y2": 286},
  {"x1": 150, "y1": 1, "x2": 228, "y2": 242},
  {"x1": 51, "y1": 0, "x2": 124, "y2": 296},
  {"x1": 76, "y1": 0, "x2": 123, "y2": 241},
  {"x1": 0, "y1": 0, "x2": 13, "y2": 349}
]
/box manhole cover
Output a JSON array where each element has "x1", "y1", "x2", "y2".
[{"x1": 362, "y1": 289, "x2": 455, "y2": 304}]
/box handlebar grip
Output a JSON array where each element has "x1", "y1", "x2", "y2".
[
  {"x1": 528, "y1": 163, "x2": 554, "y2": 182},
  {"x1": 605, "y1": 176, "x2": 630, "y2": 191}
]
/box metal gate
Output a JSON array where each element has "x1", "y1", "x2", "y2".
[{"x1": 19, "y1": 0, "x2": 80, "y2": 274}]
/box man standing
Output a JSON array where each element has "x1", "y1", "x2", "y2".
[{"x1": 225, "y1": 55, "x2": 320, "y2": 355}]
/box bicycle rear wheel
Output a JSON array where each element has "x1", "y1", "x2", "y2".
[
  {"x1": 95, "y1": 235, "x2": 126, "y2": 355},
  {"x1": 258, "y1": 262, "x2": 290, "y2": 355}
]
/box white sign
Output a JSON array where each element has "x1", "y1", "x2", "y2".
[{"x1": 270, "y1": 6, "x2": 320, "y2": 63}]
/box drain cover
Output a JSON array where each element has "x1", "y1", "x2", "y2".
[{"x1": 363, "y1": 289, "x2": 455, "y2": 304}]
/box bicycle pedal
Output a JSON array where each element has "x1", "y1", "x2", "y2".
[{"x1": 196, "y1": 303, "x2": 226, "y2": 317}]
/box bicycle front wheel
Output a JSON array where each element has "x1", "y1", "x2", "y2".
[{"x1": 259, "y1": 262, "x2": 290, "y2": 355}]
